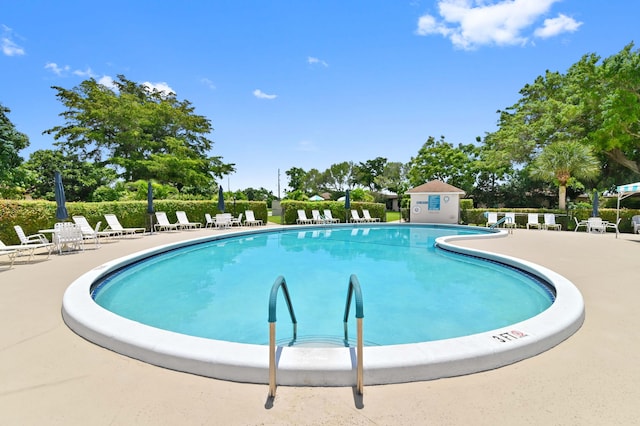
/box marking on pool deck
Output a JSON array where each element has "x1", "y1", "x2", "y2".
[{"x1": 492, "y1": 330, "x2": 528, "y2": 343}]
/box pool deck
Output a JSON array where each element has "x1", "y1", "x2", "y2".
[{"x1": 1, "y1": 225, "x2": 639, "y2": 425}]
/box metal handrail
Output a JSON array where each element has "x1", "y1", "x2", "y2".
[
  {"x1": 343, "y1": 274, "x2": 364, "y2": 395},
  {"x1": 268, "y1": 275, "x2": 297, "y2": 397},
  {"x1": 489, "y1": 216, "x2": 510, "y2": 229}
]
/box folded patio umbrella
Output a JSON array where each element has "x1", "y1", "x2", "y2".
[{"x1": 54, "y1": 171, "x2": 68, "y2": 221}]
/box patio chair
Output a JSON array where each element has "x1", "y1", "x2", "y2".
[
  {"x1": 0, "y1": 244, "x2": 17, "y2": 268},
  {"x1": 13, "y1": 225, "x2": 53, "y2": 257},
  {"x1": 350, "y1": 210, "x2": 367, "y2": 223},
  {"x1": 72, "y1": 215, "x2": 116, "y2": 246},
  {"x1": 526, "y1": 213, "x2": 542, "y2": 230},
  {"x1": 362, "y1": 209, "x2": 380, "y2": 222},
  {"x1": 53, "y1": 222, "x2": 84, "y2": 254},
  {"x1": 104, "y1": 214, "x2": 144, "y2": 237},
  {"x1": 244, "y1": 210, "x2": 263, "y2": 227},
  {"x1": 632, "y1": 215, "x2": 640, "y2": 234},
  {"x1": 176, "y1": 210, "x2": 202, "y2": 229},
  {"x1": 1, "y1": 240, "x2": 43, "y2": 264},
  {"x1": 543, "y1": 214, "x2": 562, "y2": 231},
  {"x1": 485, "y1": 212, "x2": 498, "y2": 227},
  {"x1": 574, "y1": 217, "x2": 588, "y2": 232},
  {"x1": 296, "y1": 210, "x2": 313, "y2": 224},
  {"x1": 215, "y1": 213, "x2": 232, "y2": 229},
  {"x1": 311, "y1": 209, "x2": 326, "y2": 224},
  {"x1": 587, "y1": 217, "x2": 605, "y2": 234},
  {"x1": 154, "y1": 212, "x2": 180, "y2": 231},
  {"x1": 204, "y1": 213, "x2": 216, "y2": 228},
  {"x1": 605, "y1": 218, "x2": 621, "y2": 234},
  {"x1": 323, "y1": 209, "x2": 340, "y2": 223},
  {"x1": 230, "y1": 213, "x2": 243, "y2": 227}
]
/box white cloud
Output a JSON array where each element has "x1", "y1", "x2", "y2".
[
  {"x1": 253, "y1": 89, "x2": 277, "y2": 100},
  {"x1": 308, "y1": 56, "x2": 329, "y2": 67},
  {"x1": 416, "y1": 0, "x2": 579, "y2": 50},
  {"x1": 73, "y1": 67, "x2": 94, "y2": 77},
  {"x1": 44, "y1": 62, "x2": 70, "y2": 76},
  {"x1": 97, "y1": 75, "x2": 116, "y2": 89},
  {"x1": 142, "y1": 81, "x2": 175, "y2": 95},
  {"x1": 296, "y1": 140, "x2": 317, "y2": 152},
  {"x1": 201, "y1": 78, "x2": 216, "y2": 89},
  {"x1": 534, "y1": 13, "x2": 582, "y2": 38},
  {"x1": 1, "y1": 25, "x2": 25, "y2": 56}
]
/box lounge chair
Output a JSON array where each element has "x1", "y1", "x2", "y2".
[
  {"x1": 311, "y1": 209, "x2": 326, "y2": 224},
  {"x1": 176, "y1": 210, "x2": 202, "y2": 229},
  {"x1": 362, "y1": 209, "x2": 380, "y2": 222},
  {"x1": 485, "y1": 212, "x2": 498, "y2": 227},
  {"x1": 244, "y1": 210, "x2": 263, "y2": 227},
  {"x1": 154, "y1": 212, "x2": 180, "y2": 231},
  {"x1": 587, "y1": 217, "x2": 605, "y2": 233},
  {"x1": 104, "y1": 214, "x2": 144, "y2": 237},
  {"x1": 323, "y1": 209, "x2": 340, "y2": 223},
  {"x1": 574, "y1": 217, "x2": 588, "y2": 232},
  {"x1": 526, "y1": 213, "x2": 542, "y2": 230},
  {"x1": 0, "y1": 244, "x2": 17, "y2": 268},
  {"x1": 350, "y1": 210, "x2": 366, "y2": 223},
  {"x1": 504, "y1": 212, "x2": 517, "y2": 230},
  {"x1": 632, "y1": 215, "x2": 640, "y2": 234},
  {"x1": 1, "y1": 240, "x2": 44, "y2": 265},
  {"x1": 296, "y1": 210, "x2": 313, "y2": 224},
  {"x1": 543, "y1": 214, "x2": 561, "y2": 231},
  {"x1": 13, "y1": 225, "x2": 53, "y2": 256},
  {"x1": 215, "y1": 213, "x2": 232, "y2": 229},
  {"x1": 230, "y1": 213, "x2": 243, "y2": 227},
  {"x1": 53, "y1": 222, "x2": 84, "y2": 254},
  {"x1": 73, "y1": 215, "x2": 117, "y2": 246}
]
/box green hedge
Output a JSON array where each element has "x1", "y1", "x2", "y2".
[
  {"x1": 0, "y1": 200, "x2": 267, "y2": 245},
  {"x1": 280, "y1": 200, "x2": 386, "y2": 225},
  {"x1": 463, "y1": 207, "x2": 640, "y2": 233}
]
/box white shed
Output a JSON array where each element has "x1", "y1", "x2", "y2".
[{"x1": 407, "y1": 180, "x2": 465, "y2": 224}]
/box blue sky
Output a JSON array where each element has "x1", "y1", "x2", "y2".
[{"x1": 2, "y1": 1, "x2": 638, "y2": 196}]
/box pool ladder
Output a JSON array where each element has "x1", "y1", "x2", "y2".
[{"x1": 268, "y1": 274, "x2": 364, "y2": 397}]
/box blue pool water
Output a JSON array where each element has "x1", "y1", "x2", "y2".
[{"x1": 92, "y1": 225, "x2": 554, "y2": 347}]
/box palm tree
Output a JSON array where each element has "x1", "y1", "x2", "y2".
[{"x1": 529, "y1": 141, "x2": 600, "y2": 210}]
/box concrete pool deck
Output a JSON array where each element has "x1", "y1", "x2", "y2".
[{"x1": 1, "y1": 225, "x2": 639, "y2": 425}]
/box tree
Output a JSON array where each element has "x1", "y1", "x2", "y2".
[
  {"x1": 323, "y1": 161, "x2": 354, "y2": 192},
  {"x1": 354, "y1": 157, "x2": 387, "y2": 191},
  {"x1": 23, "y1": 149, "x2": 117, "y2": 201},
  {"x1": 0, "y1": 103, "x2": 29, "y2": 197},
  {"x1": 407, "y1": 136, "x2": 478, "y2": 192},
  {"x1": 374, "y1": 162, "x2": 409, "y2": 195},
  {"x1": 285, "y1": 166, "x2": 307, "y2": 192},
  {"x1": 44, "y1": 75, "x2": 234, "y2": 193},
  {"x1": 529, "y1": 141, "x2": 600, "y2": 210}
]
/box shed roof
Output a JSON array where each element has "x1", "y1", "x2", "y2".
[{"x1": 407, "y1": 180, "x2": 465, "y2": 194}]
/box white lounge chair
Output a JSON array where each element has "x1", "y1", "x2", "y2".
[
  {"x1": 350, "y1": 210, "x2": 366, "y2": 223},
  {"x1": 13, "y1": 225, "x2": 53, "y2": 257},
  {"x1": 104, "y1": 214, "x2": 144, "y2": 237},
  {"x1": 323, "y1": 209, "x2": 340, "y2": 223},
  {"x1": 244, "y1": 210, "x2": 263, "y2": 227},
  {"x1": 53, "y1": 222, "x2": 84, "y2": 254},
  {"x1": 504, "y1": 212, "x2": 517, "y2": 231},
  {"x1": 311, "y1": 210, "x2": 326, "y2": 224},
  {"x1": 526, "y1": 213, "x2": 541, "y2": 230},
  {"x1": 0, "y1": 244, "x2": 17, "y2": 268},
  {"x1": 73, "y1": 215, "x2": 116, "y2": 246},
  {"x1": 543, "y1": 213, "x2": 562, "y2": 231},
  {"x1": 154, "y1": 212, "x2": 180, "y2": 231},
  {"x1": 296, "y1": 210, "x2": 313, "y2": 224},
  {"x1": 362, "y1": 209, "x2": 380, "y2": 222},
  {"x1": 486, "y1": 212, "x2": 498, "y2": 227},
  {"x1": 574, "y1": 217, "x2": 588, "y2": 232},
  {"x1": 176, "y1": 210, "x2": 202, "y2": 229},
  {"x1": 1, "y1": 240, "x2": 42, "y2": 264}
]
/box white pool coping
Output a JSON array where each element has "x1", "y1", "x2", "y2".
[{"x1": 62, "y1": 224, "x2": 585, "y2": 386}]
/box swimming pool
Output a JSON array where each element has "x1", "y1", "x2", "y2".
[{"x1": 62, "y1": 224, "x2": 584, "y2": 386}]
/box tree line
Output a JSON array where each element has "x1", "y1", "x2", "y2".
[{"x1": 1, "y1": 43, "x2": 639, "y2": 209}]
